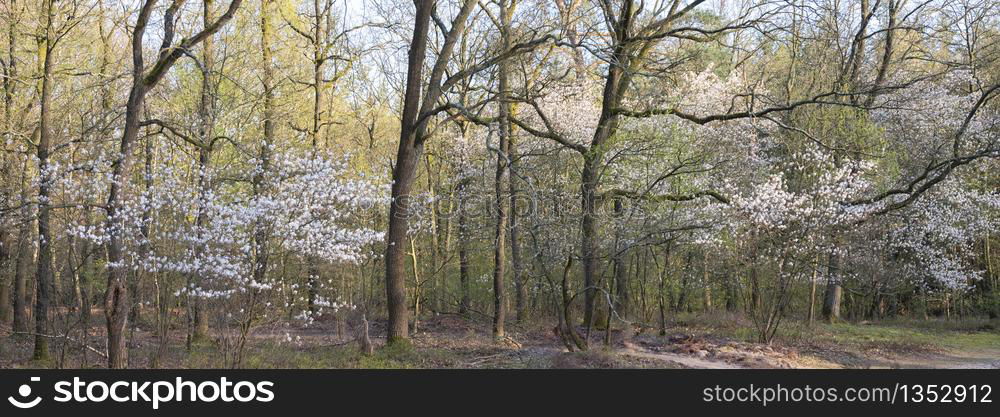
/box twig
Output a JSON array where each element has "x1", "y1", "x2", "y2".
[
  {"x1": 12, "y1": 331, "x2": 108, "y2": 359},
  {"x1": 467, "y1": 351, "x2": 519, "y2": 366}
]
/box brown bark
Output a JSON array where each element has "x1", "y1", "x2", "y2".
[
  {"x1": 559, "y1": 256, "x2": 586, "y2": 350},
  {"x1": 409, "y1": 239, "x2": 420, "y2": 334},
  {"x1": 67, "y1": 238, "x2": 82, "y2": 313},
  {"x1": 384, "y1": 0, "x2": 476, "y2": 344},
  {"x1": 866, "y1": 0, "x2": 897, "y2": 107},
  {"x1": 491, "y1": 0, "x2": 514, "y2": 339},
  {"x1": 510, "y1": 146, "x2": 526, "y2": 322},
  {"x1": 105, "y1": 75, "x2": 145, "y2": 369},
  {"x1": 612, "y1": 198, "x2": 628, "y2": 319},
  {"x1": 424, "y1": 153, "x2": 442, "y2": 314},
  {"x1": 579, "y1": 3, "x2": 634, "y2": 324},
  {"x1": 491, "y1": 134, "x2": 509, "y2": 338},
  {"x1": 657, "y1": 244, "x2": 671, "y2": 335},
  {"x1": 0, "y1": 237, "x2": 9, "y2": 324},
  {"x1": 189, "y1": 0, "x2": 219, "y2": 342},
  {"x1": 724, "y1": 273, "x2": 738, "y2": 312},
  {"x1": 580, "y1": 153, "x2": 600, "y2": 324},
  {"x1": 384, "y1": 0, "x2": 434, "y2": 343},
  {"x1": 384, "y1": 102, "x2": 421, "y2": 339},
  {"x1": 32, "y1": 0, "x2": 56, "y2": 361},
  {"x1": 12, "y1": 186, "x2": 32, "y2": 333},
  {"x1": 457, "y1": 181, "x2": 471, "y2": 315},
  {"x1": 677, "y1": 251, "x2": 693, "y2": 313},
  {"x1": 843, "y1": 0, "x2": 872, "y2": 99},
  {"x1": 0, "y1": 0, "x2": 15, "y2": 327}
]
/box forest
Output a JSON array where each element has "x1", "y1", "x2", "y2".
[{"x1": 0, "y1": 0, "x2": 998, "y2": 370}]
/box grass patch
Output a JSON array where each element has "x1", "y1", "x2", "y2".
[
  {"x1": 810, "y1": 319, "x2": 1000, "y2": 353},
  {"x1": 27, "y1": 357, "x2": 57, "y2": 368},
  {"x1": 664, "y1": 312, "x2": 1000, "y2": 354}
]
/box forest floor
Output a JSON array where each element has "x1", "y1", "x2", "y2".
[{"x1": 1, "y1": 312, "x2": 998, "y2": 369}]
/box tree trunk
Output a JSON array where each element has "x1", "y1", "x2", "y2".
[
  {"x1": 385, "y1": 0, "x2": 477, "y2": 343},
  {"x1": 131, "y1": 139, "x2": 154, "y2": 345},
  {"x1": 104, "y1": 1, "x2": 154, "y2": 369},
  {"x1": 101, "y1": 0, "x2": 243, "y2": 368},
  {"x1": 13, "y1": 158, "x2": 38, "y2": 332},
  {"x1": 580, "y1": 154, "x2": 599, "y2": 325},
  {"x1": 105, "y1": 79, "x2": 145, "y2": 368},
  {"x1": 190, "y1": 0, "x2": 218, "y2": 343},
  {"x1": 509, "y1": 144, "x2": 526, "y2": 323},
  {"x1": 491, "y1": 146, "x2": 509, "y2": 338},
  {"x1": 304, "y1": 2, "x2": 324, "y2": 316},
  {"x1": 251, "y1": 0, "x2": 275, "y2": 325},
  {"x1": 13, "y1": 176, "x2": 33, "y2": 333},
  {"x1": 78, "y1": 239, "x2": 93, "y2": 328},
  {"x1": 491, "y1": 0, "x2": 514, "y2": 339},
  {"x1": 702, "y1": 251, "x2": 712, "y2": 311},
  {"x1": 822, "y1": 251, "x2": 842, "y2": 322},
  {"x1": 677, "y1": 251, "x2": 692, "y2": 313},
  {"x1": 359, "y1": 315, "x2": 373, "y2": 356},
  {"x1": 657, "y1": 245, "x2": 671, "y2": 335},
  {"x1": 385, "y1": 133, "x2": 421, "y2": 342},
  {"x1": 384, "y1": 0, "x2": 436, "y2": 344},
  {"x1": 425, "y1": 154, "x2": 443, "y2": 315},
  {"x1": 560, "y1": 256, "x2": 586, "y2": 350},
  {"x1": 187, "y1": 145, "x2": 212, "y2": 345},
  {"x1": 580, "y1": 36, "x2": 628, "y2": 324},
  {"x1": 409, "y1": 239, "x2": 420, "y2": 334},
  {"x1": 305, "y1": 258, "x2": 319, "y2": 315},
  {"x1": 808, "y1": 260, "x2": 818, "y2": 326},
  {"x1": 32, "y1": 0, "x2": 56, "y2": 361},
  {"x1": 0, "y1": 237, "x2": 9, "y2": 323},
  {"x1": 457, "y1": 182, "x2": 471, "y2": 315},
  {"x1": 612, "y1": 199, "x2": 628, "y2": 319},
  {"x1": 725, "y1": 273, "x2": 737, "y2": 312},
  {"x1": 0, "y1": 0, "x2": 14, "y2": 327}
]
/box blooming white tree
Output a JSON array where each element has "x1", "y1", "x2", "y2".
[{"x1": 64, "y1": 144, "x2": 385, "y2": 349}]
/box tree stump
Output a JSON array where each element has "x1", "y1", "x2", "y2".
[{"x1": 359, "y1": 315, "x2": 374, "y2": 356}]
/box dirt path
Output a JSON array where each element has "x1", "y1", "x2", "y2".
[
  {"x1": 619, "y1": 342, "x2": 744, "y2": 369},
  {"x1": 871, "y1": 349, "x2": 1000, "y2": 369},
  {"x1": 619, "y1": 345, "x2": 1000, "y2": 369}
]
